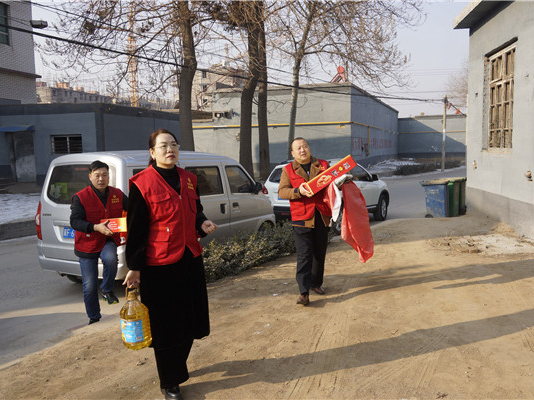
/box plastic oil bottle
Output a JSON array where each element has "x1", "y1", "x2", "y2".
[{"x1": 120, "y1": 287, "x2": 152, "y2": 350}]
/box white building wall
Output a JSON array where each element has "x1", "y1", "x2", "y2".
[
  {"x1": 460, "y1": 1, "x2": 534, "y2": 238},
  {"x1": 0, "y1": 71, "x2": 37, "y2": 104},
  {"x1": 0, "y1": 1, "x2": 38, "y2": 104}
]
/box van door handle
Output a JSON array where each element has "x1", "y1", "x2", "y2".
[
  {"x1": 220, "y1": 203, "x2": 226, "y2": 214},
  {"x1": 232, "y1": 202, "x2": 239, "y2": 208}
]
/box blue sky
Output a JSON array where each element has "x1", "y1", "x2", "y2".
[
  {"x1": 32, "y1": 1, "x2": 471, "y2": 118},
  {"x1": 388, "y1": 1, "x2": 470, "y2": 117}
]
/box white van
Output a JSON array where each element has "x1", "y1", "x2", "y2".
[{"x1": 35, "y1": 150, "x2": 275, "y2": 282}]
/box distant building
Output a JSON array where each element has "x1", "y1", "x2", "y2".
[
  {"x1": 36, "y1": 81, "x2": 113, "y2": 104},
  {"x1": 192, "y1": 63, "x2": 246, "y2": 111},
  {"x1": 192, "y1": 83, "x2": 400, "y2": 174},
  {"x1": 0, "y1": 103, "x2": 180, "y2": 184},
  {"x1": 36, "y1": 80, "x2": 175, "y2": 110},
  {"x1": 455, "y1": 1, "x2": 534, "y2": 238},
  {"x1": 398, "y1": 114, "x2": 466, "y2": 159},
  {"x1": 0, "y1": 1, "x2": 39, "y2": 104}
]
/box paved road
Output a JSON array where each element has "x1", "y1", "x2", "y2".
[{"x1": 0, "y1": 235, "x2": 123, "y2": 368}]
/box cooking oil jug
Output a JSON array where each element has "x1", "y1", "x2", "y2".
[{"x1": 120, "y1": 287, "x2": 152, "y2": 350}]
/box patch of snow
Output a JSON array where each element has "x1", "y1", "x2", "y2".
[
  {"x1": 0, "y1": 193, "x2": 40, "y2": 224},
  {"x1": 367, "y1": 158, "x2": 420, "y2": 172}
]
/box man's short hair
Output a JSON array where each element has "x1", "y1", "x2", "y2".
[{"x1": 89, "y1": 160, "x2": 109, "y2": 173}]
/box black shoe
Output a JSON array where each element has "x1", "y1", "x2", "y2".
[
  {"x1": 296, "y1": 294, "x2": 310, "y2": 306},
  {"x1": 88, "y1": 317, "x2": 100, "y2": 325},
  {"x1": 102, "y1": 291, "x2": 119, "y2": 305},
  {"x1": 161, "y1": 386, "x2": 183, "y2": 400},
  {"x1": 311, "y1": 287, "x2": 326, "y2": 295}
]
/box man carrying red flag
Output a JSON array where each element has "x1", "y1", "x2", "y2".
[{"x1": 278, "y1": 137, "x2": 332, "y2": 306}]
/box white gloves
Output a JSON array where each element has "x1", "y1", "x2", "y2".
[{"x1": 334, "y1": 174, "x2": 353, "y2": 188}]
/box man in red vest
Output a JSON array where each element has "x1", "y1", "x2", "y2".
[
  {"x1": 278, "y1": 137, "x2": 332, "y2": 306},
  {"x1": 70, "y1": 160, "x2": 128, "y2": 325}
]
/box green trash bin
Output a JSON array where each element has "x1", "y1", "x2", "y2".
[
  {"x1": 447, "y1": 180, "x2": 460, "y2": 217},
  {"x1": 448, "y1": 177, "x2": 467, "y2": 215},
  {"x1": 458, "y1": 177, "x2": 467, "y2": 215}
]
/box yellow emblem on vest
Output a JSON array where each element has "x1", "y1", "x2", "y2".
[{"x1": 187, "y1": 177, "x2": 195, "y2": 191}]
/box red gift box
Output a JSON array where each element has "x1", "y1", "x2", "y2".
[
  {"x1": 304, "y1": 155, "x2": 357, "y2": 195},
  {"x1": 101, "y1": 217, "x2": 127, "y2": 233}
]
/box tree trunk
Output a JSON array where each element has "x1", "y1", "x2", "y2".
[
  {"x1": 239, "y1": 62, "x2": 257, "y2": 177},
  {"x1": 287, "y1": 2, "x2": 317, "y2": 159},
  {"x1": 257, "y1": 6, "x2": 270, "y2": 180},
  {"x1": 287, "y1": 63, "x2": 301, "y2": 160},
  {"x1": 177, "y1": 1, "x2": 196, "y2": 151},
  {"x1": 239, "y1": 3, "x2": 262, "y2": 177}
]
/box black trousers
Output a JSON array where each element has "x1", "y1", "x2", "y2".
[
  {"x1": 292, "y1": 212, "x2": 330, "y2": 295},
  {"x1": 154, "y1": 338, "x2": 194, "y2": 389}
]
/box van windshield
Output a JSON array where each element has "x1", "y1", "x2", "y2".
[{"x1": 46, "y1": 164, "x2": 91, "y2": 204}]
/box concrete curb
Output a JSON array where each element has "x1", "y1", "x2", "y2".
[{"x1": 0, "y1": 220, "x2": 35, "y2": 241}]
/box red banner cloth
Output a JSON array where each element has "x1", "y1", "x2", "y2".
[{"x1": 325, "y1": 181, "x2": 374, "y2": 262}]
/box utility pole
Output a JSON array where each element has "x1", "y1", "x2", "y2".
[{"x1": 441, "y1": 95, "x2": 447, "y2": 172}]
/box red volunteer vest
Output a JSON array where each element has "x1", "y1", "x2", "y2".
[
  {"x1": 74, "y1": 186, "x2": 124, "y2": 253},
  {"x1": 284, "y1": 160, "x2": 332, "y2": 221},
  {"x1": 129, "y1": 165, "x2": 202, "y2": 266}
]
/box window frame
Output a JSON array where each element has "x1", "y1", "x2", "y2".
[
  {"x1": 185, "y1": 166, "x2": 224, "y2": 196},
  {"x1": 486, "y1": 42, "x2": 515, "y2": 150},
  {"x1": 51, "y1": 135, "x2": 83, "y2": 155},
  {"x1": 225, "y1": 165, "x2": 254, "y2": 194}
]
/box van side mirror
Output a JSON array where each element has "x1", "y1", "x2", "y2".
[
  {"x1": 253, "y1": 181, "x2": 263, "y2": 194},
  {"x1": 371, "y1": 173, "x2": 379, "y2": 181}
]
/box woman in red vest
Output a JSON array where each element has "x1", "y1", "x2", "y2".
[{"x1": 124, "y1": 129, "x2": 217, "y2": 400}]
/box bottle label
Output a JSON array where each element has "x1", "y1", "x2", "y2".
[{"x1": 121, "y1": 319, "x2": 144, "y2": 343}]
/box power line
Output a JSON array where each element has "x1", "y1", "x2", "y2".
[
  {"x1": 29, "y1": 1, "x2": 319, "y2": 86},
  {"x1": 27, "y1": 1, "x2": 451, "y2": 105},
  {"x1": 3, "y1": 20, "x2": 445, "y2": 106}
]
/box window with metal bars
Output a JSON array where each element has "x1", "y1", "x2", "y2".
[
  {"x1": 51, "y1": 135, "x2": 83, "y2": 154},
  {"x1": 487, "y1": 43, "x2": 515, "y2": 149}
]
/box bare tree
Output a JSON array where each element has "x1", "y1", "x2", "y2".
[
  {"x1": 267, "y1": 0, "x2": 424, "y2": 159},
  {"x1": 176, "y1": 1, "x2": 198, "y2": 150},
  {"x1": 202, "y1": 1, "x2": 269, "y2": 177},
  {"x1": 446, "y1": 57, "x2": 468, "y2": 110},
  {"x1": 40, "y1": 0, "x2": 211, "y2": 150},
  {"x1": 237, "y1": 1, "x2": 263, "y2": 176}
]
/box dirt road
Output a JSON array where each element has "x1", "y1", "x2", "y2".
[{"x1": 3, "y1": 214, "x2": 534, "y2": 399}]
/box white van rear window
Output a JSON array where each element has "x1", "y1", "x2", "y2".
[{"x1": 47, "y1": 164, "x2": 90, "y2": 204}]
